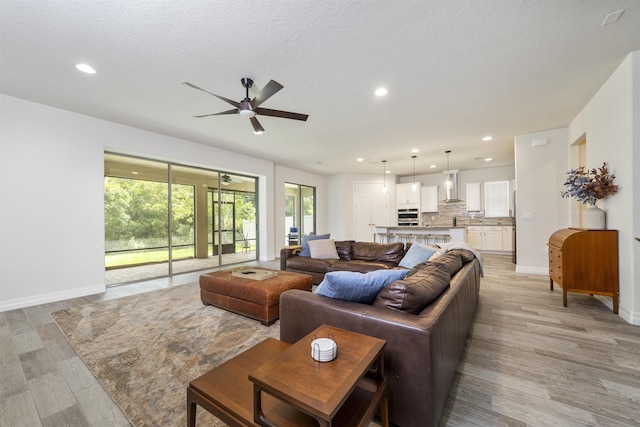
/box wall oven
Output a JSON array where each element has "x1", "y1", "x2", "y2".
[{"x1": 398, "y1": 209, "x2": 419, "y2": 226}]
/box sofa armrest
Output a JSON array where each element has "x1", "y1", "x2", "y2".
[{"x1": 280, "y1": 245, "x2": 302, "y2": 270}]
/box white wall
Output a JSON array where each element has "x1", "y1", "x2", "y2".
[
  {"x1": 514, "y1": 128, "x2": 569, "y2": 274},
  {"x1": 567, "y1": 51, "x2": 639, "y2": 324},
  {"x1": 0, "y1": 94, "x2": 323, "y2": 311}
]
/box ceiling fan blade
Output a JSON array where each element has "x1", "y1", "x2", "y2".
[
  {"x1": 182, "y1": 82, "x2": 240, "y2": 108},
  {"x1": 252, "y1": 80, "x2": 283, "y2": 108},
  {"x1": 255, "y1": 107, "x2": 308, "y2": 121},
  {"x1": 193, "y1": 109, "x2": 238, "y2": 118},
  {"x1": 250, "y1": 117, "x2": 265, "y2": 133}
]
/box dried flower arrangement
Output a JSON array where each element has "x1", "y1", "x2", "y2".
[{"x1": 561, "y1": 162, "x2": 619, "y2": 205}]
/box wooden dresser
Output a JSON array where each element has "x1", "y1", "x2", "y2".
[{"x1": 548, "y1": 228, "x2": 619, "y2": 313}]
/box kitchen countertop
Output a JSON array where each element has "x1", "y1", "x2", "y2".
[{"x1": 379, "y1": 226, "x2": 466, "y2": 230}]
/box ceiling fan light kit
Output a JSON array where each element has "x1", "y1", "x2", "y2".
[{"x1": 183, "y1": 77, "x2": 308, "y2": 133}]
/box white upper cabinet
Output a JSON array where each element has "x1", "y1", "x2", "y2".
[
  {"x1": 396, "y1": 183, "x2": 421, "y2": 208},
  {"x1": 420, "y1": 185, "x2": 439, "y2": 212},
  {"x1": 466, "y1": 182, "x2": 481, "y2": 212}
]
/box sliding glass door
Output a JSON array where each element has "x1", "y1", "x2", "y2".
[
  {"x1": 104, "y1": 153, "x2": 258, "y2": 285},
  {"x1": 284, "y1": 182, "x2": 316, "y2": 246}
]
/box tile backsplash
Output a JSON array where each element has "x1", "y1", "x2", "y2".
[{"x1": 420, "y1": 201, "x2": 514, "y2": 227}]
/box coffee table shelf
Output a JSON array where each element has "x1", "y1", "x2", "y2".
[{"x1": 187, "y1": 325, "x2": 388, "y2": 427}]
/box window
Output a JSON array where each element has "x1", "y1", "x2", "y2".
[
  {"x1": 104, "y1": 153, "x2": 257, "y2": 285},
  {"x1": 284, "y1": 183, "x2": 316, "y2": 245},
  {"x1": 484, "y1": 181, "x2": 509, "y2": 217}
]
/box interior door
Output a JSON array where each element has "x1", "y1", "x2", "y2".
[{"x1": 354, "y1": 182, "x2": 388, "y2": 242}]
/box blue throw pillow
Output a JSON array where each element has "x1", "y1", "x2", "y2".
[
  {"x1": 316, "y1": 269, "x2": 410, "y2": 304},
  {"x1": 398, "y1": 243, "x2": 438, "y2": 269},
  {"x1": 299, "y1": 233, "x2": 331, "y2": 257}
]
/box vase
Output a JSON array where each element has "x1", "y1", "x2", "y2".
[{"x1": 582, "y1": 205, "x2": 606, "y2": 229}]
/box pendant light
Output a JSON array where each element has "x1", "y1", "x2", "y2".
[
  {"x1": 381, "y1": 160, "x2": 388, "y2": 194},
  {"x1": 444, "y1": 150, "x2": 453, "y2": 189},
  {"x1": 411, "y1": 155, "x2": 418, "y2": 192}
]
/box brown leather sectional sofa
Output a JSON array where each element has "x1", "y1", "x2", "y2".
[
  {"x1": 280, "y1": 247, "x2": 482, "y2": 427},
  {"x1": 280, "y1": 241, "x2": 406, "y2": 284}
]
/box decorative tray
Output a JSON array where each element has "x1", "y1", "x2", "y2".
[{"x1": 231, "y1": 268, "x2": 278, "y2": 281}]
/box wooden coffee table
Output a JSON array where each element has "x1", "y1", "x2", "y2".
[{"x1": 187, "y1": 325, "x2": 388, "y2": 427}]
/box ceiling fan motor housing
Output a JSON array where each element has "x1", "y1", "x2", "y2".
[{"x1": 239, "y1": 99, "x2": 255, "y2": 117}]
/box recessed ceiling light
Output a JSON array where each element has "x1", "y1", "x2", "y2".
[
  {"x1": 356, "y1": 158, "x2": 364, "y2": 162},
  {"x1": 385, "y1": 170, "x2": 391, "y2": 174},
  {"x1": 430, "y1": 164, "x2": 436, "y2": 168},
  {"x1": 485, "y1": 157, "x2": 493, "y2": 162},
  {"x1": 75, "y1": 63, "x2": 96, "y2": 74},
  {"x1": 132, "y1": 171, "x2": 139, "y2": 175},
  {"x1": 482, "y1": 136, "x2": 493, "y2": 141},
  {"x1": 410, "y1": 148, "x2": 419, "y2": 153},
  {"x1": 374, "y1": 87, "x2": 388, "y2": 97}
]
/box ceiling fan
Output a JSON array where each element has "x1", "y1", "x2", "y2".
[
  {"x1": 220, "y1": 174, "x2": 241, "y2": 185},
  {"x1": 182, "y1": 78, "x2": 308, "y2": 134}
]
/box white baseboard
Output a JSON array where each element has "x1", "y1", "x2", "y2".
[
  {"x1": 594, "y1": 296, "x2": 640, "y2": 326},
  {"x1": 515, "y1": 265, "x2": 549, "y2": 275},
  {"x1": 0, "y1": 284, "x2": 105, "y2": 313}
]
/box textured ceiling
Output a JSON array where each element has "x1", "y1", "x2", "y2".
[{"x1": 1, "y1": 0, "x2": 639, "y2": 177}]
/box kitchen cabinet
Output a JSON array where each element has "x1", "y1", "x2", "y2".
[
  {"x1": 466, "y1": 182, "x2": 481, "y2": 212},
  {"x1": 420, "y1": 185, "x2": 438, "y2": 212},
  {"x1": 396, "y1": 182, "x2": 421, "y2": 209},
  {"x1": 502, "y1": 226, "x2": 514, "y2": 252},
  {"x1": 483, "y1": 226, "x2": 503, "y2": 251},
  {"x1": 466, "y1": 225, "x2": 512, "y2": 252},
  {"x1": 466, "y1": 226, "x2": 483, "y2": 250}
]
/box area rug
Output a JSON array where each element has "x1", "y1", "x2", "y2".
[{"x1": 51, "y1": 282, "x2": 280, "y2": 426}]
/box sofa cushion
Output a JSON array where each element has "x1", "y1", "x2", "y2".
[
  {"x1": 299, "y1": 233, "x2": 331, "y2": 257},
  {"x1": 286, "y1": 256, "x2": 338, "y2": 273},
  {"x1": 398, "y1": 243, "x2": 439, "y2": 269},
  {"x1": 352, "y1": 242, "x2": 405, "y2": 264},
  {"x1": 316, "y1": 269, "x2": 410, "y2": 304},
  {"x1": 308, "y1": 239, "x2": 340, "y2": 259},
  {"x1": 429, "y1": 251, "x2": 464, "y2": 276},
  {"x1": 329, "y1": 260, "x2": 393, "y2": 274},
  {"x1": 334, "y1": 240, "x2": 355, "y2": 260},
  {"x1": 448, "y1": 248, "x2": 476, "y2": 263},
  {"x1": 373, "y1": 263, "x2": 451, "y2": 314}
]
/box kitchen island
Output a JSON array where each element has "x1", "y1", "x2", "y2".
[{"x1": 374, "y1": 226, "x2": 466, "y2": 244}]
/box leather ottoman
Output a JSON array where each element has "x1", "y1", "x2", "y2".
[{"x1": 199, "y1": 268, "x2": 313, "y2": 325}]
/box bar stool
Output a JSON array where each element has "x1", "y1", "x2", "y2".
[
  {"x1": 414, "y1": 233, "x2": 428, "y2": 245},
  {"x1": 376, "y1": 233, "x2": 391, "y2": 244},
  {"x1": 396, "y1": 233, "x2": 412, "y2": 244},
  {"x1": 433, "y1": 234, "x2": 451, "y2": 244}
]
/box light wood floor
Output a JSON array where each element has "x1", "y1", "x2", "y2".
[{"x1": 1, "y1": 255, "x2": 639, "y2": 426}]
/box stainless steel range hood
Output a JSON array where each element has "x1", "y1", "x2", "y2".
[{"x1": 443, "y1": 169, "x2": 462, "y2": 202}]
